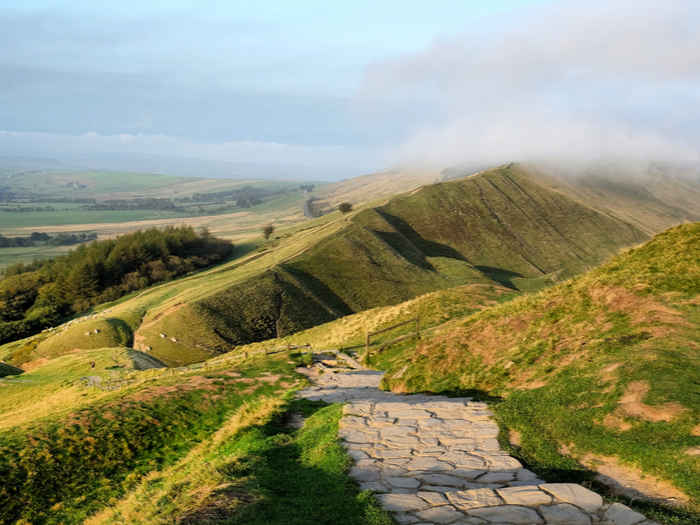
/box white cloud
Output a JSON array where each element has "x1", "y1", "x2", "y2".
[{"x1": 359, "y1": 0, "x2": 700, "y2": 168}]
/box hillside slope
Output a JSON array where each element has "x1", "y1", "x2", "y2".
[
  {"x1": 377, "y1": 223, "x2": 699, "y2": 506},
  {"x1": 4, "y1": 164, "x2": 651, "y2": 366},
  {"x1": 133, "y1": 164, "x2": 648, "y2": 363},
  {"x1": 531, "y1": 162, "x2": 700, "y2": 235}
]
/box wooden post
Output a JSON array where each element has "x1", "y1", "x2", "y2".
[
  {"x1": 415, "y1": 314, "x2": 420, "y2": 340},
  {"x1": 365, "y1": 330, "x2": 370, "y2": 354}
]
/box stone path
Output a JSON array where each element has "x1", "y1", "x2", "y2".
[{"x1": 298, "y1": 365, "x2": 657, "y2": 525}]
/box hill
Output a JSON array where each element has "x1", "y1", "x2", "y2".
[
  {"x1": 129, "y1": 163, "x2": 647, "y2": 363},
  {"x1": 374, "y1": 223, "x2": 699, "y2": 507},
  {"x1": 2, "y1": 164, "x2": 652, "y2": 367},
  {"x1": 531, "y1": 162, "x2": 700, "y2": 235}
]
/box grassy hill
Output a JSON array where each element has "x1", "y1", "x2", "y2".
[
  {"x1": 374, "y1": 222, "x2": 699, "y2": 508},
  {"x1": 1, "y1": 164, "x2": 652, "y2": 367},
  {"x1": 531, "y1": 162, "x2": 700, "y2": 235}
]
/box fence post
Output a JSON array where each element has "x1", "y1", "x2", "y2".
[{"x1": 415, "y1": 314, "x2": 420, "y2": 340}]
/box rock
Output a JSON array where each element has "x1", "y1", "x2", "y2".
[
  {"x1": 416, "y1": 473, "x2": 468, "y2": 487},
  {"x1": 414, "y1": 505, "x2": 465, "y2": 524},
  {"x1": 404, "y1": 456, "x2": 454, "y2": 472},
  {"x1": 497, "y1": 486, "x2": 552, "y2": 506},
  {"x1": 446, "y1": 488, "x2": 501, "y2": 511},
  {"x1": 468, "y1": 505, "x2": 544, "y2": 524},
  {"x1": 386, "y1": 476, "x2": 421, "y2": 489},
  {"x1": 159, "y1": 333, "x2": 167, "y2": 338},
  {"x1": 603, "y1": 503, "x2": 647, "y2": 525},
  {"x1": 540, "y1": 483, "x2": 603, "y2": 513},
  {"x1": 417, "y1": 491, "x2": 448, "y2": 506},
  {"x1": 376, "y1": 493, "x2": 431, "y2": 512},
  {"x1": 477, "y1": 471, "x2": 516, "y2": 483},
  {"x1": 93, "y1": 328, "x2": 100, "y2": 334},
  {"x1": 539, "y1": 503, "x2": 592, "y2": 525}
]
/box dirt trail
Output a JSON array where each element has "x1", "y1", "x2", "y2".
[{"x1": 298, "y1": 364, "x2": 658, "y2": 525}]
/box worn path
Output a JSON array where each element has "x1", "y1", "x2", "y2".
[{"x1": 298, "y1": 366, "x2": 657, "y2": 525}]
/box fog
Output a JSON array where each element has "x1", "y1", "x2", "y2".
[
  {"x1": 1, "y1": 1, "x2": 698, "y2": 178},
  {"x1": 359, "y1": 1, "x2": 700, "y2": 170}
]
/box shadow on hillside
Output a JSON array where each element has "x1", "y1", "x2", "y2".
[
  {"x1": 105, "y1": 317, "x2": 135, "y2": 346},
  {"x1": 375, "y1": 210, "x2": 470, "y2": 265},
  {"x1": 474, "y1": 265, "x2": 524, "y2": 290},
  {"x1": 427, "y1": 387, "x2": 504, "y2": 403},
  {"x1": 280, "y1": 265, "x2": 354, "y2": 317}
]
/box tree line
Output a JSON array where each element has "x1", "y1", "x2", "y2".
[
  {"x1": 0, "y1": 232, "x2": 97, "y2": 248},
  {"x1": 0, "y1": 226, "x2": 234, "y2": 345}
]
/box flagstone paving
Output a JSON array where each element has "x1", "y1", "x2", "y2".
[{"x1": 298, "y1": 365, "x2": 657, "y2": 525}]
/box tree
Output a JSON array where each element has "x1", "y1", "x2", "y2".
[
  {"x1": 263, "y1": 224, "x2": 275, "y2": 240},
  {"x1": 338, "y1": 202, "x2": 353, "y2": 214}
]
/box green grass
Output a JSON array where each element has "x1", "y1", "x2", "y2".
[
  {"x1": 374, "y1": 223, "x2": 699, "y2": 514},
  {"x1": 203, "y1": 399, "x2": 394, "y2": 525},
  {"x1": 0, "y1": 350, "x2": 305, "y2": 524},
  {"x1": 1, "y1": 165, "x2": 650, "y2": 365}
]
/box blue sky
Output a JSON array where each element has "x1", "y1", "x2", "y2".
[{"x1": 1, "y1": 1, "x2": 698, "y2": 178}]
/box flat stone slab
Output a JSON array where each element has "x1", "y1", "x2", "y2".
[{"x1": 297, "y1": 365, "x2": 651, "y2": 525}]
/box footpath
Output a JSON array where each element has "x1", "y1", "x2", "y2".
[{"x1": 298, "y1": 363, "x2": 657, "y2": 525}]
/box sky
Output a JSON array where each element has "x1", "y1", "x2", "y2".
[{"x1": 1, "y1": 1, "x2": 698, "y2": 179}]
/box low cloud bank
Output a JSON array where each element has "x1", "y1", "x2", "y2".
[{"x1": 359, "y1": 1, "x2": 700, "y2": 169}]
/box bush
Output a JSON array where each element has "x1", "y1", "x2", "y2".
[
  {"x1": 338, "y1": 202, "x2": 353, "y2": 213},
  {"x1": 263, "y1": 224, "x2": 275, "y2": 240}
]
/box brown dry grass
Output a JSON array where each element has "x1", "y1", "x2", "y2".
[
  {"x1": 589, "y1": 286, "x2": 687, "y2": 327},
  {"x1": 582, "y1": 452, "x2": 690, "y2": 505},
  {"x1": 617, "y1": 380, "x2": 686, "y2": 423}
]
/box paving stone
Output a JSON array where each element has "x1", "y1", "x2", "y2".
[
  {"x1": 452, "y1": 469, "x2": 486, "y2": 480},
  {"x1": 393, "y1": 512, "x2": 421, "y2": 524},
  {"x1": 298, "y1": 366, "x2": 650, "y2": 525},
  {"x1": 405, "y1": 457, "x2": 455, "y2": 471},
  {"x1": 386, "y1": 476, "x2": 421, "y2": 489},
  {"x1": 416, "y1": 473, "x2": 469, "y2": 487},
  {"x1": 539, "y1": 503, "x2": 591, "y2": 525},
  {"x1": 603, "y1": 503, "x2": 647, "y2": 525},
  {"x1": 421, "y1": 485, "x2": 460, "y2": 493},
  {"x1": 350, "y1": 465, "x2": 380, "y2": 481},
  {"x1": 467, "y1": 505, "x2": 544, "y2": 524},
  {"x1": 377, "y1": 493, "x2": 432, "y2": 512},
  {"x1": 477, "y1": 471, "x2": 516, "y2": 483},
  {"x1": 414, "y1": 505, "x2": 466, "y2": 524},
  {"x1": 447, "y1": 488, "x2": 502, "y2": 511},
  {"x1": 359, "y1": 481, "x2": 389, "y2": 492},
  {"x1": 540, "y1": 484, "x2": 603, "y2": 513},
  {"x1": 348, "y1": 449, "x2": 369, "y2": 460},
  {"x1": 497, "y1": 486, "x2": 552, "y2": 506},
  {"x1": 417, "y1": 491, "x2": 449, "y2": 506},
  {"x1": 515, "y1": 468, "x2": 539, "y2": 481}
]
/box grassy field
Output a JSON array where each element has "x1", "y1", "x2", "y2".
[
  {"x1": 372, "y1": 223, "x2": 699, "y2": 514},
  {"x1": 91, "y1": 398, "x2": 393, "y2": 525},
  {"x1": 0, "y1": 244, "x2": 76, "y2": 270},
  {"x1": 0, "y1": 348, "x2": 308, "y2": 524}
]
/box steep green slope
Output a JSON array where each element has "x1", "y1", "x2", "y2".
[
  {"x1": 3, "y1": 164, "x2": 651, "y2": 366},
  {"x1": 376, "y1": 223, "x2": 700, "y2": 506}
]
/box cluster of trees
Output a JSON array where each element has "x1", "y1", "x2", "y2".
[
  {"x1": 0, "y1": 226, "x2": 234, "y2": 344},
  {"x1": 0, "y1": 205, "x2": 57, "y2": 213},
  {"x1": 179, "y1": 185, "x2": 279, "y2": 207},
  {"x1": 84, "y1": 198, "x2": 178, "y2": 211},
  {"x1": 0, "y1": 232, "x2": 97, "y2": 248}
]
